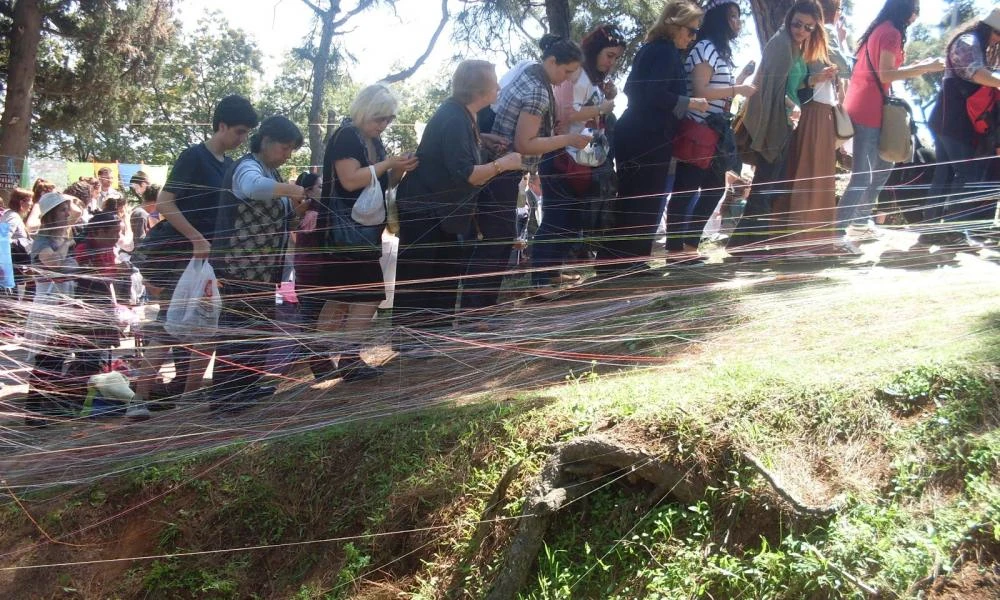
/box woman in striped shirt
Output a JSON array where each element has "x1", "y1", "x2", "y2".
[{"x1": 667, "y1": 0, "x2": 756, "y2": 254}]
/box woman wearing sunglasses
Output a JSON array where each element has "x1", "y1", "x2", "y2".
[
  {"x1": 598, "y1": 0, "x2": 708, "y2": 272},
  {"x1": 300, "y1": 84, "x2": 419, "y2": 382},
  {"x1": 776, "y1": 1, "x2": 843, "y2": 251},
  {"x1": 729, "y1": 0, "x2": 826, "y2": 251},
  {"x1": 837, "y1": 0, "x2": 943, "y2": 247}
]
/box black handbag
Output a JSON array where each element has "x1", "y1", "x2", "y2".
[
  {"x1": 328, "y1": 197, "x2": 384, "y2": 256},
  {"x1": 323, "y1": 126, "x2": 385, "y2": 257},
  {"x1": 129, "y1": 219, "x2": 192, "y2": 288}
]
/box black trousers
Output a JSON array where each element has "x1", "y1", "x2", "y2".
[
  {"x1": 209, "y1": 281, "x2": 275, "y2": 396},
  {"x1": 599, "y1": 141, "x2": 671, "y2": 267},
  {"x1": 463, "y1": 172, "x2": 520, "y2": 309},
  {"x1": 728, "y1": 149, "x2": 788, "y2": 248},
  {"x1": 532, "y1": 152, "x2": 591, "y2": 284},
  {"x1": 394, "y1": 211, "x2": 470, "y2": 328},
  {"x1": 666, "y1": 161, "x2": 725, "y2": 251}
]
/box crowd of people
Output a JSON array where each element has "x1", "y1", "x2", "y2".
[{"x1": 3, "y1": 0, "x2": 999, "y2": 426}]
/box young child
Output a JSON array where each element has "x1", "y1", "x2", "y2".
[
  {"x1": 75, "y1": 211, "x2": 148, "y2": 420},
  {"x1": 23, "y1": 193, "x2": 83, "y2": 426}
]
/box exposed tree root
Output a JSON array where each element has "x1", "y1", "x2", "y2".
[{"x1": 486, "y1": 434, "x2": 841, "y2": 600}]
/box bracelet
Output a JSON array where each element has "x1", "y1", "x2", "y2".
[{"x1": 492, "y1": 161, "x2": 501, "y2": 175}]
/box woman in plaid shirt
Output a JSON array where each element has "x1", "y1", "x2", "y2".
[{"x1": 463, "y1": 34, "x2": 591, "y2": 310}]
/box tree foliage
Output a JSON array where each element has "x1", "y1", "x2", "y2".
[
  {"x1": 0, "y1": 0, "x2": 175, "y2": 162},
  {"x1": 904, "y1": 0, "x2": 978, "y2": 114},
  {"x1": 141, "y1": 13, "x2": 262, "y2": 163},
  {"x1": 454, "y1": 0, "x2": 660, "y2": 70}
]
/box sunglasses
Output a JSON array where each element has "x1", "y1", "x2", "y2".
[
  {"x1": 682, "y1": 25, "x2": 698, "y2": 36},
  {"x1": 790, "y1": 20, "x2": 816, "y2": 33},
  {"x1": 598, "y1": 25, "x2": 624, "y2": 45},
  {"x1": 373, "y1": 115, "x2": 396, "y2": 125}
]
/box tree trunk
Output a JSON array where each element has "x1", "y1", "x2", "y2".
[
  {"x1": 0, "y1": 0, "x2": 43, "y2": 194},
  {"x1": 325, "y1": 109, "x2": 337, "y2": 145},
  {"x1": 748, "y1": 0, "x2": 796, "y2": 49},
  {"x1": 544, "y1": 0, "x2": 571, "y2": 38},
  {"x1": 307, "y1": 2, "x2": 339, "y2": 168}
]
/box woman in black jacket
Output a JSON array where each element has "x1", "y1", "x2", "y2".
[
  {"x1": 393, "y1": 60, "x2": 523, "y2": 335},
  {"x1": 599, "y1": 0, "x2": 708, "y2": 273}
]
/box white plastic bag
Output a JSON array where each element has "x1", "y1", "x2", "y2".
[
  {"x1": 165, "y1": 259, "x2": 221, "y2": 341},
  {"x1": 351, "y1": 165, "x2": 386, "y2": 226}
]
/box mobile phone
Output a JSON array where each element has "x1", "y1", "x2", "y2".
[{"x1": 744, "y1": 60, "x2": 756, "y2": 75}]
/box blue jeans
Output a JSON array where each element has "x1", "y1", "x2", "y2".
[
  {"x1": 837, "y1": 122, "x2": 892, "y2": 230},
  {"x1": 925, "y1": 132, "x2": 994, "y2": 222}
]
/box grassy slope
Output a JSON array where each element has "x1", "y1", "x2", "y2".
[{"x1": 1, "y1": 258, "x2": 999, "y2": 599}]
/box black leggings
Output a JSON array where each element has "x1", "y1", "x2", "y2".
[{"x1": 667, "y1": 161, "x2": 725, "y2": 251}]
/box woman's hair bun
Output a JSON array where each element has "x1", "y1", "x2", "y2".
[{"x1": 538, "y1": 33, "x2": 563, "y2": 52}]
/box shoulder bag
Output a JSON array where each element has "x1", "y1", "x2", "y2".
[
  {"x1": 326, "y1": 127, "x2": 385, "y2": 256},
  {"x1": 865, "y1": 48, "x2": 913, "y2": 164},
  {"x1": 673, "y1": 117, "x2": 721, "y2": 170},
  {"x1": 833, "y1": 104, "x2": 855, "y2": 141}
]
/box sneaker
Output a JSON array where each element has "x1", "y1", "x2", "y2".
[
  {"x1": 845, "y1": 223, "x2": 879, "y2": 242},
  {"x1": 837, "y1": 236, "x2": 863, "y2": 255},
  {"x1": 125, "y1": 403, "x2": 151, "y2": 420}
]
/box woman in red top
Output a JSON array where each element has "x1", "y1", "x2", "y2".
[{"x1": 836, "y1": 0, "x2": 943, "y2": 251}]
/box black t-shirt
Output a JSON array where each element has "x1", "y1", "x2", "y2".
[
  {"x1": 322, "y1": 124, "x2": 388, "y2": 208},
  {"x1": 163, "y1": 142, "x2": 232, "y2": 240},
  {"x1": 397, "y1": 98, "x2": 482, "y2": 233}
]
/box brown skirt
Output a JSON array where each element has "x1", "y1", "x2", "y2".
[{"x1": 777, "y1": 102, "x2": 838, "y2": 245}]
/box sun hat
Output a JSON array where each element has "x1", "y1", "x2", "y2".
[
  {"x1": 983, "y1": 8, "x2": 1000, "y2": 32},
  {"x1": 37, "y1": 192, "x2": 70, "y2": 218}
]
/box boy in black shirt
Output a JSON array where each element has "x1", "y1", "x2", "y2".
[{"x1": 135, "y1": 95, "x2": 262, "y2": 411}]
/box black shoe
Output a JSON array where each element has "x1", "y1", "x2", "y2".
[
  {"x1": 24, "y1": 415, "x2": 49, "y2": 428},
  {"x1": 147, "y1": 399, "x2": 176, "y2": 412},
  {"x1": 208, "y1": 385, "x2": 276, "y2": 413},
  {"x1": 919, "y1": 231, "x2": 969, "y2": 247},
  {"x1": 340, "y1": 362, "x2": 384, "y2": 382}
]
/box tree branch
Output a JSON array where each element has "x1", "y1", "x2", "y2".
[
  {"x1": 330, "y1": 0, "x2": 377, "y2": 30},
  {"x1": 379, "y1": 0, "x2": 448, "y2": 84},
  {"x1": 298, "y1": 0, "x2": 325, "y2": 16}
]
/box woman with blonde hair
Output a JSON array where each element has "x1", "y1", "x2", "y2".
[
  {"x1": 598, "y1": 0, "x2": 708, "y2": 272},
  {"x1": 299, "y1": 84, "x2": 418, "y2": 381}
]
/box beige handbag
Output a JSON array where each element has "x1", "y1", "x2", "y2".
[
  {"x1": 878, "y1": 99, "x2": 914, "y2": 163},
  {"x1": 865, "y1": 48, "x2": 913, "y2": 163},
  {"x1": 833, "y1": 104, "x2": 854, "y2": 141}
]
